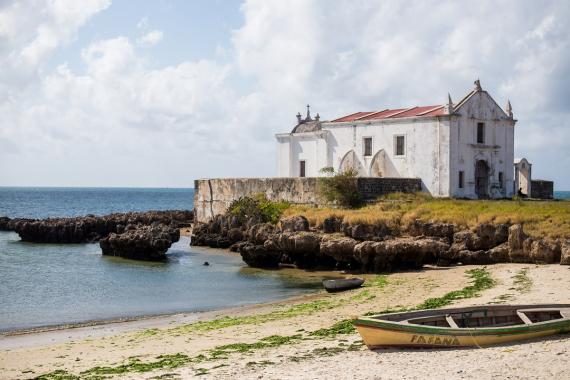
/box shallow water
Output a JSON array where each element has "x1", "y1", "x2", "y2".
[{"x1": 0, "y1": 233, "x2": 321, "y2": 331}]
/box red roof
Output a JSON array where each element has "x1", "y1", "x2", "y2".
[{"x1": 331, "y1": 105, "x2": 445, "y2": 122}]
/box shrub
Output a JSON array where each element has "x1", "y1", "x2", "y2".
[
  {"x1": 227, "y1": 194, "x2": 289, "y2": 224},
  {"x1": 317, "y1": 167, "x2": 362, "y2": 208}
]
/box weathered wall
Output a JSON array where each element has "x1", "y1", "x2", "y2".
[
  {"x1": 530, "y1": 180, "x2": 553, "y2": 199},
  {"x1": 194, "y1": 177, "x2": 422, "y2": 222}
]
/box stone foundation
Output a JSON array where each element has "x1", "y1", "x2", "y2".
[
  {"x1": 531, "y1": 180, "x2": 554, "y2": 199},
  {"x1": 194, "y1": 177, "x2": 422, "y2": 222}
]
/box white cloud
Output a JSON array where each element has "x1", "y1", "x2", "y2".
[
  {"x1": 0, "y1": 0, "x2": 569, "y2": 188},
  {"x1": 137, "y1": 30, "x2": 164, "y2": 47}
]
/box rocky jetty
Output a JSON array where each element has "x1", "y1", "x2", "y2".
[
  {"x1": 192, "y1": 213, "x2": 569, "y2": 272},
  {"x1": 99, "y1": 224, "x2": 180, "y2": 261},
  {"x1": 1, "y1": 210, "x2": 193, "y2": 243}
]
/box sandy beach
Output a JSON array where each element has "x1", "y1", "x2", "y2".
[{"x1": 1, "y1": 263, "x2": 569, "y2": 379}]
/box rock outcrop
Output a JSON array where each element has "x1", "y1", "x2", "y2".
[
  {"x1": 560, "y1": 240, "x2": 570, "y2": 265},
  {"x1": 4, "y1": 210, "x2": 193, "y2": 244},
  {"x1": 99, "y1": 224, "x2": 180, "y2": 261},
  {"x1": 192, "y1": 211, "x2": 570, "y2": 271}
]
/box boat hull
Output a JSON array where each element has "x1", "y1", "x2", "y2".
[
  {"x1": 355, "y1": 323, "x2": 569, "y2": 348},
  {"x1": 355, "y1": 304, "x2": 570, "y2": 348}
]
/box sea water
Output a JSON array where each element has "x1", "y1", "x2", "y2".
[{"x1": 0, "y1": 187, "x2": 320, "y2": 331}]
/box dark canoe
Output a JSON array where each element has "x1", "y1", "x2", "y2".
[
  {"x1": 354, "y1": 304, "x2": 570, "y2": 348},
  {"x1": 323, "y1": 278, "x2": 365, "y2": 292}
]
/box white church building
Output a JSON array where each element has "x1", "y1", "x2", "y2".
[{"x1": 275, "y1": 80, "x2": 523, "y2": 199}]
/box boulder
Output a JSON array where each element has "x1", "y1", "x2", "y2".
[
  {"x1": 99, "y1": 224, "x2": 180, "y2": 261},
  {"x1": 238, "y1": 242, "x2": 282, "y2": 268},
  {"x1": 280, "y1": 216, "x2": 309, "y2": 232},
  {"x1": 488, "y1": 243, "x2": 510, "y2": 263},
  {"x1": 529, "y1": 239, "x2": 561, "y2": 264},
  {"x1": 560, "y1": 240, "x2": 570, "y2": 265},
  {"x1": 0, "y1": 216, "x2": 12, "y2": 231},
  {"x1": 354, "y1": 238, "x2": 446, "y2": 272},
  {"x1": 12, "y1": 210, "x2": 193, "y2": 244},
  {"x1": 266, "y1": 231, "x2": 322, "y2": 268},
  {"x1": 407, "y1": 220, "x2": 455, "y2": 241},
  {"x1": 476, "y1": 223, "x2": 509, "y2": 248},
  {"x1": 344, "y1": 223, "x2": 390, "y2": 241},
  {"x1": 320, "y1": 236, "x2": 359, "y2": 264},
  {"x1": 322, "y1": 216, "x2": 343, "y2": 233},
  {"x1": 246, "y1": 223, "x2": 276, "y2": 245}
]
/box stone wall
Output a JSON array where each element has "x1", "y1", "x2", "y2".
[
  {"x1": 194, "y1": 177, "x2": 422, "y2": 222},
  {"x1": 531, "y1": 180, "x2": 554, "y2": 199}
]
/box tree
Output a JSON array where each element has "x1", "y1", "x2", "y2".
[{"x1": 317, "y1": 167, "x2": 362, "y2": 208}]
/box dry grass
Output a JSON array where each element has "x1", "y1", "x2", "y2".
[{"x1": 283, "y1": 193, "x2": 570, "y2": 239}]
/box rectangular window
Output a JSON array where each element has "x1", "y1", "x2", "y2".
[
  {"x1": 498, "y1": 172, "x2": 504, "y2": 189},
  {"x1": 363, "y1": 137, "x2": 372, "y2": 156},
  {"x1": 477, "y1": 122, "x2": 485, "y2": 144},
  {"x1": 459, "y1": 171, "x2": 464, "y2": 189},
  {"x1": 395, "y1": 135, "x2": 405, "y2": 156},
  {"x1": 299, "y1": 160, "x2": 306, "y2": 177}
]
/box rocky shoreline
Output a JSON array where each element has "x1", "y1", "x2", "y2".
[
  {"x1": 0, "y1": 210, "x2": 193, "y2": 261},
  {"x1": 191, "y1": 214, "x2": 570, "y2": 271}
]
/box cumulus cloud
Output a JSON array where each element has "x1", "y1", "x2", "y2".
[
  {"x1": 0, "y1": 0, "x2": 569, "y2": 188},
  {"x1": 232, "y1": 0, "x2": 570, "y2": 186},
  {"x1": 137, "y1": 30, "x2": 164, "y2": 47}
]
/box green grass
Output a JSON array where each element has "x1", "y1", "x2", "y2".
[
  {"x1": 134, "y1": 298, "x2": 342, "y2": 339},
  {"x1": 209, "y1": 335, "x2": 302, "y2": 358},
  {"x1": 33, "y1": 370, "x2": 79, "y2": 380},
  {"x1": 309, "y1": 319, "x2": 356, "y2": 337},
  {"x1": 416, "y1": 268, "x2": 495, "y2": 309},
  {"x1": 364, "y1": 275, "x2": 389, "y2": 288},
  {"x1": 284, "y1": 195, "x2": 570, "y2": 239},
  {"x1": 79, "y1": 354, "x2": 194, "y2": 376},
  {"x1": 511, "y1": 268, "x2": 533, "y2": 293}
]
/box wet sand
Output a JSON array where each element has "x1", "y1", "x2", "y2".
[{"x1": 1, "y1": 264, "x2": 569, "y2": 379}]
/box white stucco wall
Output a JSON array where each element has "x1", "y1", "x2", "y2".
[
  {"x1": 321, "y1": 118, "x2": 451, "y2": 196},
  {"x1": 275, "y1": 89, "x2": 516, "y2": 199},
  {"x1": 449, "y1": 91, "x2": 515, "y2": 199}
]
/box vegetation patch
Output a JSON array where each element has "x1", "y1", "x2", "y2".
[
  {"x1": 317, "y1": 167, "x2": 362, "y2": 208},
  {"x1": 511, "y1": 268, "x2": 533, "y2": 293},
  {"x1": 79, "y1": 353, "x2": 194, "y2": 377},
  {"x1": 284, "y1": 194, "x2": 570, "y2": 239},
  {"x1": 227, "y1": 194, "x2": 289, "y2": 224},
  {"x1": 364, "y1": 275, "x2": 389, "y2": 288},
  {"x1": 209, "y1": 334, "x2": 302, "y2": 358},
  {"x1": 33, "y1": 370, "x2": 79, "y2": 380},
  {"x1": 309, "y1": 319, "x2": 355, "y2": 338},
  {"x1": 416, "y1": 268, "x2": 495, "y2": 309},
  {"x1": 137, "y1": 298, "x2": 341, "y2": 338}
]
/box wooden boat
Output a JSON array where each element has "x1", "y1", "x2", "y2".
[
  {"x1": 354, "y1": 304, "x2": 570, "y2": 348},
  {"x1": 323, "y1": 278, "x2": 364, "y2": 292}
]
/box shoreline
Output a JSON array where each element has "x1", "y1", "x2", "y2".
[
  {"x1": 0, "y1": 288, "x2": 326, "y2": 342},
  {"x1": 1, "y1": 264, "x2": 570, "y2": 379},
  {"x1": 2, "y1": 209, "x2": 570, "y2": 378}
]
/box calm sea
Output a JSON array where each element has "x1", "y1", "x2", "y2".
[
  {"x1": 0, "y1": 187, "x2": 195, "y2": 218},
  {"x1": 0, "y1": 187, "x2": 321, "y2": 331},
  {"x1": 555, "y1": 191, "x2": 570, "y2": 200}
]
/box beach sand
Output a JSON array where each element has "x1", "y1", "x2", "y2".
[{"x1": 1, "y1": 263, "x2": 569, "y2": 379}]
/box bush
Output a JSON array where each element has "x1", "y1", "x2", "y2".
[
  {"x1": 227, "y1": 194, "x2": 290, "y2": 224},
  {"x1": 317, "y1": 167, "x2": 362, "y2": 208}
]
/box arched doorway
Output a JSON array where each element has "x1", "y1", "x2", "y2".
[
  {"x1": 475, "y1": 160, "x2": 490, "y2": 199},
  {"x1": 370, "y1": 150, "x2": 386, "y2": 177},
  {"x1": 338, "y1": 150, "x2": 365, "y2": 175},
  {"x1": 369, "y1": 149, "x2": 399, "y2": 177}
]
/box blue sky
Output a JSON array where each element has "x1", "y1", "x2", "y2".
[
  {"x1": 0, "y1": 0, "x2": 569, "y2": 189},
  {"x1": 47, "y1": 0, "x2": 243, "y2": 71}
]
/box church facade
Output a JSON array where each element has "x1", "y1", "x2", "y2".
[{"x1": 275, "y1": 80, "x2": 517, "y2": 199}]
